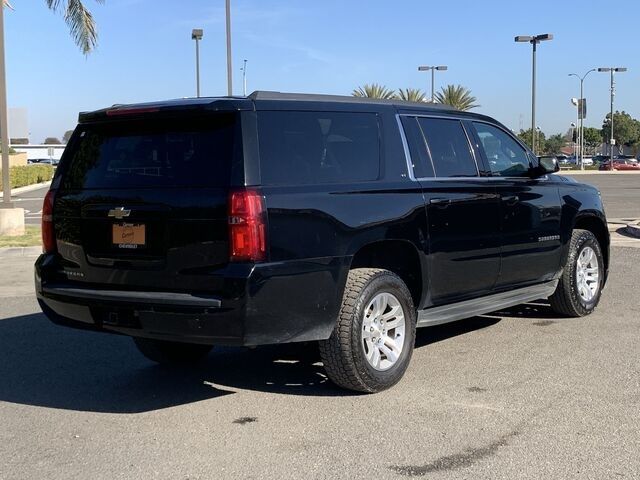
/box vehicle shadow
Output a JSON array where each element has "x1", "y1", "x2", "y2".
[
  {"x1": 488, "y1": 299, "x2": 561, "y2": 320},
  {"x1": 0, "y1": 304, "x2": 548, "y2": 412}
]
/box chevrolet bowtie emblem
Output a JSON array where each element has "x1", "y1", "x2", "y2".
[{"x1": 107, "y1": 207, "x2": 131, "y2": 219}]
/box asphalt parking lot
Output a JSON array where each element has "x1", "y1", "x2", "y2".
[
  {"x1": 0, "y1": 254, "x2": 638, "y2": 479},
  {"x1": 1, "y1": 174, "x2": 639, "y2": 479}
]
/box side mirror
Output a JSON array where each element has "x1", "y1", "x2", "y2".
[
  {"x1": 532, "y1": 156, "x2": 559, "y2": 176},
  {"x1": 539, "y1": 156, "x2": 560, "y2": 173}
]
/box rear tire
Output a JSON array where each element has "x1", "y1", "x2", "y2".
[
  {"x1": 319, "y1": 268, "x2": 416, "y2": 393},
  {"x1": 549, "y1": 229, "x2": 604, "y2": 317},
  {"x1": 133, "y1": 337, "x2": 213, "y2": 365}
]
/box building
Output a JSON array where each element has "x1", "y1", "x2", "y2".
[
  {"x1": 11, "y1": 144, "x2": 66, "y2": 163},
  {"x1": 8, "y1": 107, "x2": 29, "y2": 143}
]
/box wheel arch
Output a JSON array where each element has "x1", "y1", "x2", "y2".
[
  {"x1": 573, "y1": 212, "x2": 610, "y2": 272},
  {"x1": 349, "y1": 239, "x2": 425, "y2": 308}
]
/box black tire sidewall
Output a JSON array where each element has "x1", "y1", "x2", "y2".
[
  {"x1": 349, "y1": 272, "x2": 416, "y2": 389},
  {"x1": 567, "y1": 231, "x2": 604, "y2": 315}
]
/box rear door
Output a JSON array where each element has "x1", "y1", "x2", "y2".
[
  {"x1": 400, "y1": 115, "x2": 501, "y2": 305},
  {"x1": 469, "y1": 121, "x2": 562, "y2": 288},
  {"x1": 53, "y1": 113, "x2": 241, "y2": 292}
]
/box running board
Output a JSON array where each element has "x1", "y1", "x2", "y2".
[{"x1": 417, "y1": 280, "x2": 559, "y2": 328}]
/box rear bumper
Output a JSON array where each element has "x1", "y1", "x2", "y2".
[{"x1": 35, "y1": 255, "x2": 349, "y2": 346}]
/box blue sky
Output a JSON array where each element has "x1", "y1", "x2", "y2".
[{"x1": 6, "y1": 0, "x2": 639, "y2": 143}]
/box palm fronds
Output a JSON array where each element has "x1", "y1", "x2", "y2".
[
  {"x1": 352, "y1": 83, "x2": 397, "y2": 99},
  {"x1": 434, "y1": 84, "x2": 479, "y2": 111}
]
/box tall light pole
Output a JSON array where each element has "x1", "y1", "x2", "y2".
[
  {"x1": 191, "y1": 29, "x2": 203, "y2": 98},
  {"x1": 225, "y1": 0, "x2": 233, "y2": 96},
  {"x1": 515, "y1": 34, "x2": 553, "y2": 155},
  {"x1": 0, "y1": 3, "x2": 12, "y2": 208},
  {"x1": 417, "y1": 65, "x2": 447, "y2": 102},
  {"x1": 568, "y1": 69, "x2": 596, "y2": 169},
  {"x1": 598, "y1": 67, "x2": 627, "y2": 169},
  {"x1": 571, "y1": 97, "x2": 579, "y2": 162},
  {"x1": 241, "y1": 59, "x2": 247, "y2": 96}
]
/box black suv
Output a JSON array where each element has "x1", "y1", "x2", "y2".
[{"x1": 36, "y1": 92, "x2": 609, "y2": 393}]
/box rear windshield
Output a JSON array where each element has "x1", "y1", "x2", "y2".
[{"x1": 61, "y1": 114, "x2": 238, "y2": 189}]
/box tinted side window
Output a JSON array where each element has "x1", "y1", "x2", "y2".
[
  {"x1": 400, "y1": 116, "x2": 434, "y2": 178},
  {"x1": 473, "y1": 122, "x2": 531, "y2": 177},
  {"x1": 258, "y1": 111, "x2": 380, "y2": 185},
  {"x1": 417, "y1": 118, "x2": 477, "y2": 177}
]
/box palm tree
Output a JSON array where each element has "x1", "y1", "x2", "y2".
[
  {"x1": 4, "y1": 0, "x2": 103, "y2": 53},
  {"x1": 434, "y1": 84, "x2": 479, "y2": 111},
  {"x1": 397, "y1": 88, "x2": 426, "y2": 103},
  {"x1": 352, "y1": 83, "x2": 396, "y2": 99}
]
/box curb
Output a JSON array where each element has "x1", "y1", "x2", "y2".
[
  {"x1": 0, "y1": 246, "x2": 41, "y2": 258},
  {"x1": 624, "y1": 224, "x2": 640, "y2": 239},
  {"x1": 0, "y1": 181, "x2": 51, "y2": 199}
]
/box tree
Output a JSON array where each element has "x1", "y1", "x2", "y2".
[
  {"x1": 518, "y1": 128, "x2": 546, "y2": 152},
  {"x1": 352, "y1": 84, "x2": 396, "y2": 99},
  {"x1": 544, "y1": 134, "x2": 565, "y2": 154},
  {"x1": 397, "y1": 88, "x2": 426, "y2": 103},
  {"x1": 582, "y1": 127, "x2": 603, "y2": 154},
  {"x1": 434, "y1": 84, "x2": 479, "y2": 111},
  {"x1": 62, "y1": 130, "x2": 74, "y2": 143},
  {"x1": 601, "y1": 111, "x2": 640, "y2": 149},
  {"x1": 9, "y1": 137, "x2": 28, "y2": 145},
  {"x1": 44, "y1": 137, "x2": 62, "y2": 145},
  {"x1": 4, "y1": 0, "x2": 104, "y2": 54}
]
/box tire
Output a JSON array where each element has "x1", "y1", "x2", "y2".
[
  {"x1": 549, "y1": 229, "x2": 604, "y2": 317},
  {"x1": 319, "y1": 268, "x2": 417, "y2": 393},
  {"x1": 133, "y1": 337, "x2": 213, "y2": 365}
]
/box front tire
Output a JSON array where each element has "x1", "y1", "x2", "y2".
[
  {"x1": 319, "y1": 268, "x2": 417, "y2": 393},
  {"x1": 549, "y1": 229, "x2": 604, "y2": 317},
  {"x1": 133, "y1": 337, "x2": 213, "y2": 365}
]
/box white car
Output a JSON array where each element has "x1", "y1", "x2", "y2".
[{"x1": 581, "y1": 156, "x2": 594, "y2": 166}]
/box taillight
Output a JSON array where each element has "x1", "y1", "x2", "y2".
[
  {"x1": 42, "y1": 189, "x2": 57, "y2": 254},
  {"x1": 228, "y1": 189, "x2": 267, "y2": 262}
]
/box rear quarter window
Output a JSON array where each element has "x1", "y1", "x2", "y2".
[{"x1": 257, "y1": 111, "x2": 380, "y2": 185}]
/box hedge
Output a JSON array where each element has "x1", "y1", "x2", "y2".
[{"x1": 0, "y1": 164, "x2": 54, "y2": 192}]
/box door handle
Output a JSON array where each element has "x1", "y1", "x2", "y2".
[
  {"x1": 502, "y1": 195, "x2": 519, "y2": 205},
  {"x1": 429, "y1": 198, "x2": 451, "y2": 207}
]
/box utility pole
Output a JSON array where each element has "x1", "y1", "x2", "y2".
[
  {"x1": 225, "y1": 0, "x2": 232, "y2": 96},
  {"x1": 241, "y1": 59, "x2": 247, "y2": 96},
  {"x1": 0, "y1": 3, "x2": 12, "y2": 208},
  {"x1": 598, "y1": 67, "x2": 627, "y2": 169}
]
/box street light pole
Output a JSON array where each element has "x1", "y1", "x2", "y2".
[
  {"x1": 225, "y1": 0, "x2": 233, "y2": 96},
  {"x1": 241, "y1": 59, "x2": 247, "y2": 96},
  {"x1": 515, "y1": 34, "x2": 553, "y2": 155},
  {"x1": 191, "y1": 29, "x2": 203, "y2": 98},
  {"x1": 0, "y1": 3, "x2": 12, "y2": 208},
  {"x1": 598, "y1": 67, "x2": 627, "y2": 169},
  {"x1": 569, "y1": 69, "x2": 596, "y2": 169},
  {"x1": 417, "y1": 65, "x2": 448, "y2": 102}
]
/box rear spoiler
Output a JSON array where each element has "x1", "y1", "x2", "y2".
[{"x1": 78, "y1": 97, "x2": 253, "y2": 123}]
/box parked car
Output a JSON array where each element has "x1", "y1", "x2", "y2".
[
  {"x1": 581, "y1": 156, "x2": 594, "y2": 166},
  {"x1": 555, "y1": 154, "x2": 570, "y2": 164},
  {"x1": 35, "y1": 92, "x2": 610, "y2": 393},
  {"x1": 592, "y1": 154, "x2": 610, "y2": 165},
  {"x1": 599, "y1": 157, "x2": 640, "y2": 171}
]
